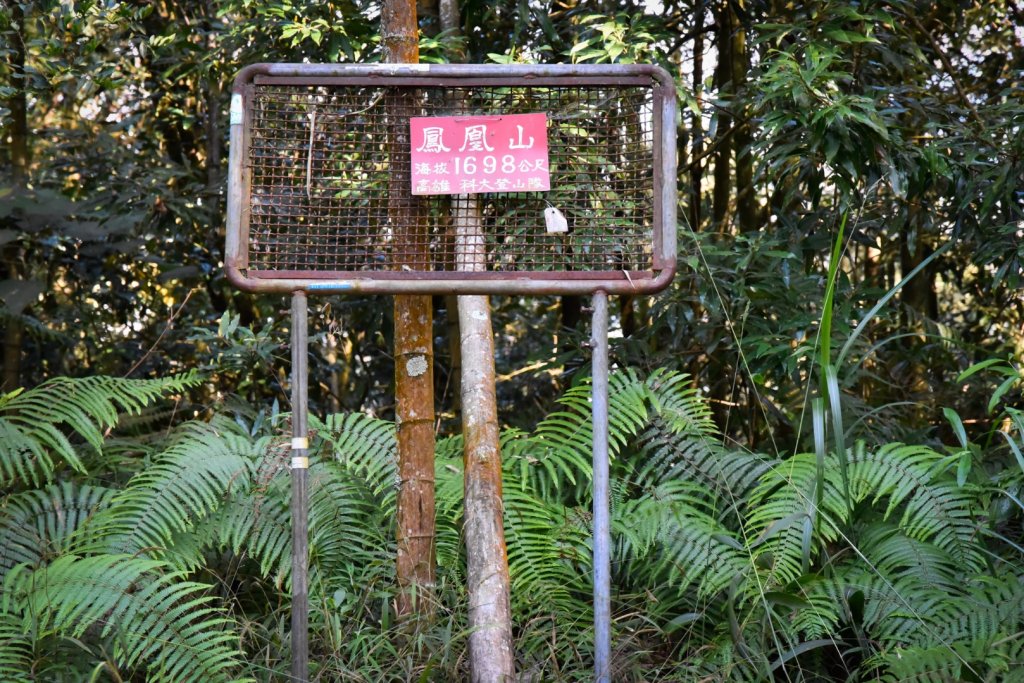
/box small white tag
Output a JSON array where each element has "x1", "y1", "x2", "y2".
[
  {"x1": 291, "y1": 437, "x2": 309, "y2": 450},
  {"x1": 291, "y1": 456, "x2": 309, "y2": 469},
  {"x1": 544, "y1": 207, "x2": 568, "y2": 233},
  {"x1": 230, "y1": 93, "x2": 244, "y2": 125}
]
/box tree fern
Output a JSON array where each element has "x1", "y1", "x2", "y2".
[
  {"x1": 2, "y1": 554, "x2": 248, "y2": 682},
  {"x1": 0, "y1": 372, "x2": 202, "y2": 487},
  {"x1": 0, "y1": 366, "x2": 1005, "y2": 682}
]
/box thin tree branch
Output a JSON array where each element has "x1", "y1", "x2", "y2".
[
  {"x1": 668, "y1": 22, "x2": 718, "y2": 57},
  {"x1": 901, "y1": 11, "x2": 983, "y2": 127}
]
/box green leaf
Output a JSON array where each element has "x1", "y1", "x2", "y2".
[
  {"x1": 956, "y1": 358, "x2": 1011, "y2": 383},
  {"x1": 956, "y1": 451, "x2": 971, "y2": 487},
  {"x1": 988, "y1": 375, "x2": 1019, "y2": 414},
  {"x1": 942, "y1": 407, "x2": 968, "y2": 448}
]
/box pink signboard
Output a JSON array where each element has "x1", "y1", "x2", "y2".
[{"x1": 410, "y1": 113, "x2": 550, "y2": 195}]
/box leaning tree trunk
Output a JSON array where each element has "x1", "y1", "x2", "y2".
[
  {"x1": 439, "y1": 0, "x2": 514, "y2": 677},
  {"x1": 453, "y1": 197, "x2": 515, "y2": 682},
  {"x1": 382, "y1": 0, "x2": 438, "y2": 620}
]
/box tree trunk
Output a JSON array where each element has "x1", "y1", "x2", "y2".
[
  {"x1": 730, "y1": 1, "x2": 757, "y2": 233},
  {"x1": 3, "y1": 1, "x2": 29, "y2": 393},
  {"x1": 711, "y1": 0, "x2": 733, "y2": 232},
  {"x1": 440, "y1": 0, "x2": 460, "y2": 41},
  {"x1": 394, "y1": 293, "x2": 436, "y2": 618},
  {"x1": 689, "y1": 0, "x2": 705, "y2": 233},
  {"x1": 418, "y1": 0, "x2": 441, "y2": 38},
  {"x1": 382, "y1": 1, "x2": 438, "y2": 620},
  {"x1": 322, "y1": 328, "x2": 342, "y2": 414},
  {"x1": 439, "y1": 0, "x2": 514, "y2": 676},
  {"x1": 7, "y1": 5, "x2": 28, "y2": 183},
  {"x1": 561, "y1": 294, "x2": 583, "y2": 347},
  {"x1": 454, "y1": 198, "x2": 515, "y2": 682}
]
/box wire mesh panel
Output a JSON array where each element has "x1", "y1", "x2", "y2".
[{"x1": 225, "y1": 64, "x2": 677, "y2": 295}]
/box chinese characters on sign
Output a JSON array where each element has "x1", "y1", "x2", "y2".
[{"x1": 410, "y1": 113, "x2": 550, "y2": 195}]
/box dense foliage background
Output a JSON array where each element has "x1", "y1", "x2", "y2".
[{"x1": 1, "y1": 0, "x2": 1022, "y2": 680}]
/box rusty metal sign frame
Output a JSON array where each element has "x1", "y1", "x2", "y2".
[
  {"x1": 225, "y1": 63, "x2": 677, "y2": 296},
  {"x1": 224, "y1": 61, "x2": 679, "y2": 683}
]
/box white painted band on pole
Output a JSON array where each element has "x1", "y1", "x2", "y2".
[
  {"x1": 291, "y1": 456, "x2": 309, "y2": 469},
  {"x1": 291, "y1": 437, "x2": 309, "y2": 450},
  {"x1": 230, "y1": 93, "x2": 244, "y2": 125}
]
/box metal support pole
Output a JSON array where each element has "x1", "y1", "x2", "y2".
[
  {"x1": 591, "y1": 290, "x2": 611, "y2": 683},
  {"x1": 290, "y1": 291, "x2": 310, "y2": 683}
]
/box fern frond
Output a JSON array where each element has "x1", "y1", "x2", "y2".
[
  {"x1": 191, "y1": 416, "x2": 395, "y2": 587},
  {"x1": 635, "y1": 422, "x2": 774, "y2": 520},
  {"x1": 674, "y1": 633, "x2": 766, "y2": 682},
  {"x1": 863, "y1": 577, "x2": 1024, "y2": 681},
  {"x1": 0, "y1": 372, "x2": 202, "y2": 487},
  {"x1": 786, "y1": 575, "x2": 845, "y2": 642},
  {"x1": 318, "y1": 412, "x2": 397, "y2": 511},
  {"x1": 858, "y1": 523, "x2": 961, "y2": 591},
  {"x1": 746, "y1": 453, "x2": 848, "y2": 586},
  {"x1": 618, "y1": 480, "x2": 750, "y2": 598},
  {"x1": 434, "y1": 436, "x2": 466, "y2": 572},
  {"x1": 0, "y1": 482, "x2": 115, "y2": 575},
  {"x1": 0, "y1": 610, "x2": 32, "y2": 682},
  {"x1": 2, "y1": 554, "x2": 246, "y2": 683},
  {"x1": 932, "y1": 575, "x2": 1024, "y2": 647},
  {"x1": 645, "y1": 368, "x2": 718, "y2": 437},
  {"x1": 505, "y1": 381, "x2": 594, "y2": 500},
  {"x1": 801, "y1": 567, "x2": 962, "y2": 649},
  {"x1": 309, "y1": 460, "x2": 391, "y2": 580},
  {"x1": 505, "y1": 369, "x2": 652, "y2": 501},
  {"x1": 849, "y1": 442, "x2": 983, "y2": 572},
  {"x1": 868, "y1": 639, "x2": 1019, "y2": 683},
  {"x1": 194, "y1": 475, "x2": 292, "y2": 585},
  {"x1": 84, "y1": 420, "x2": 258, "y2": 563},
  {"x1": 503, "y1": 487, "x2": 590, "y2": 616}
]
